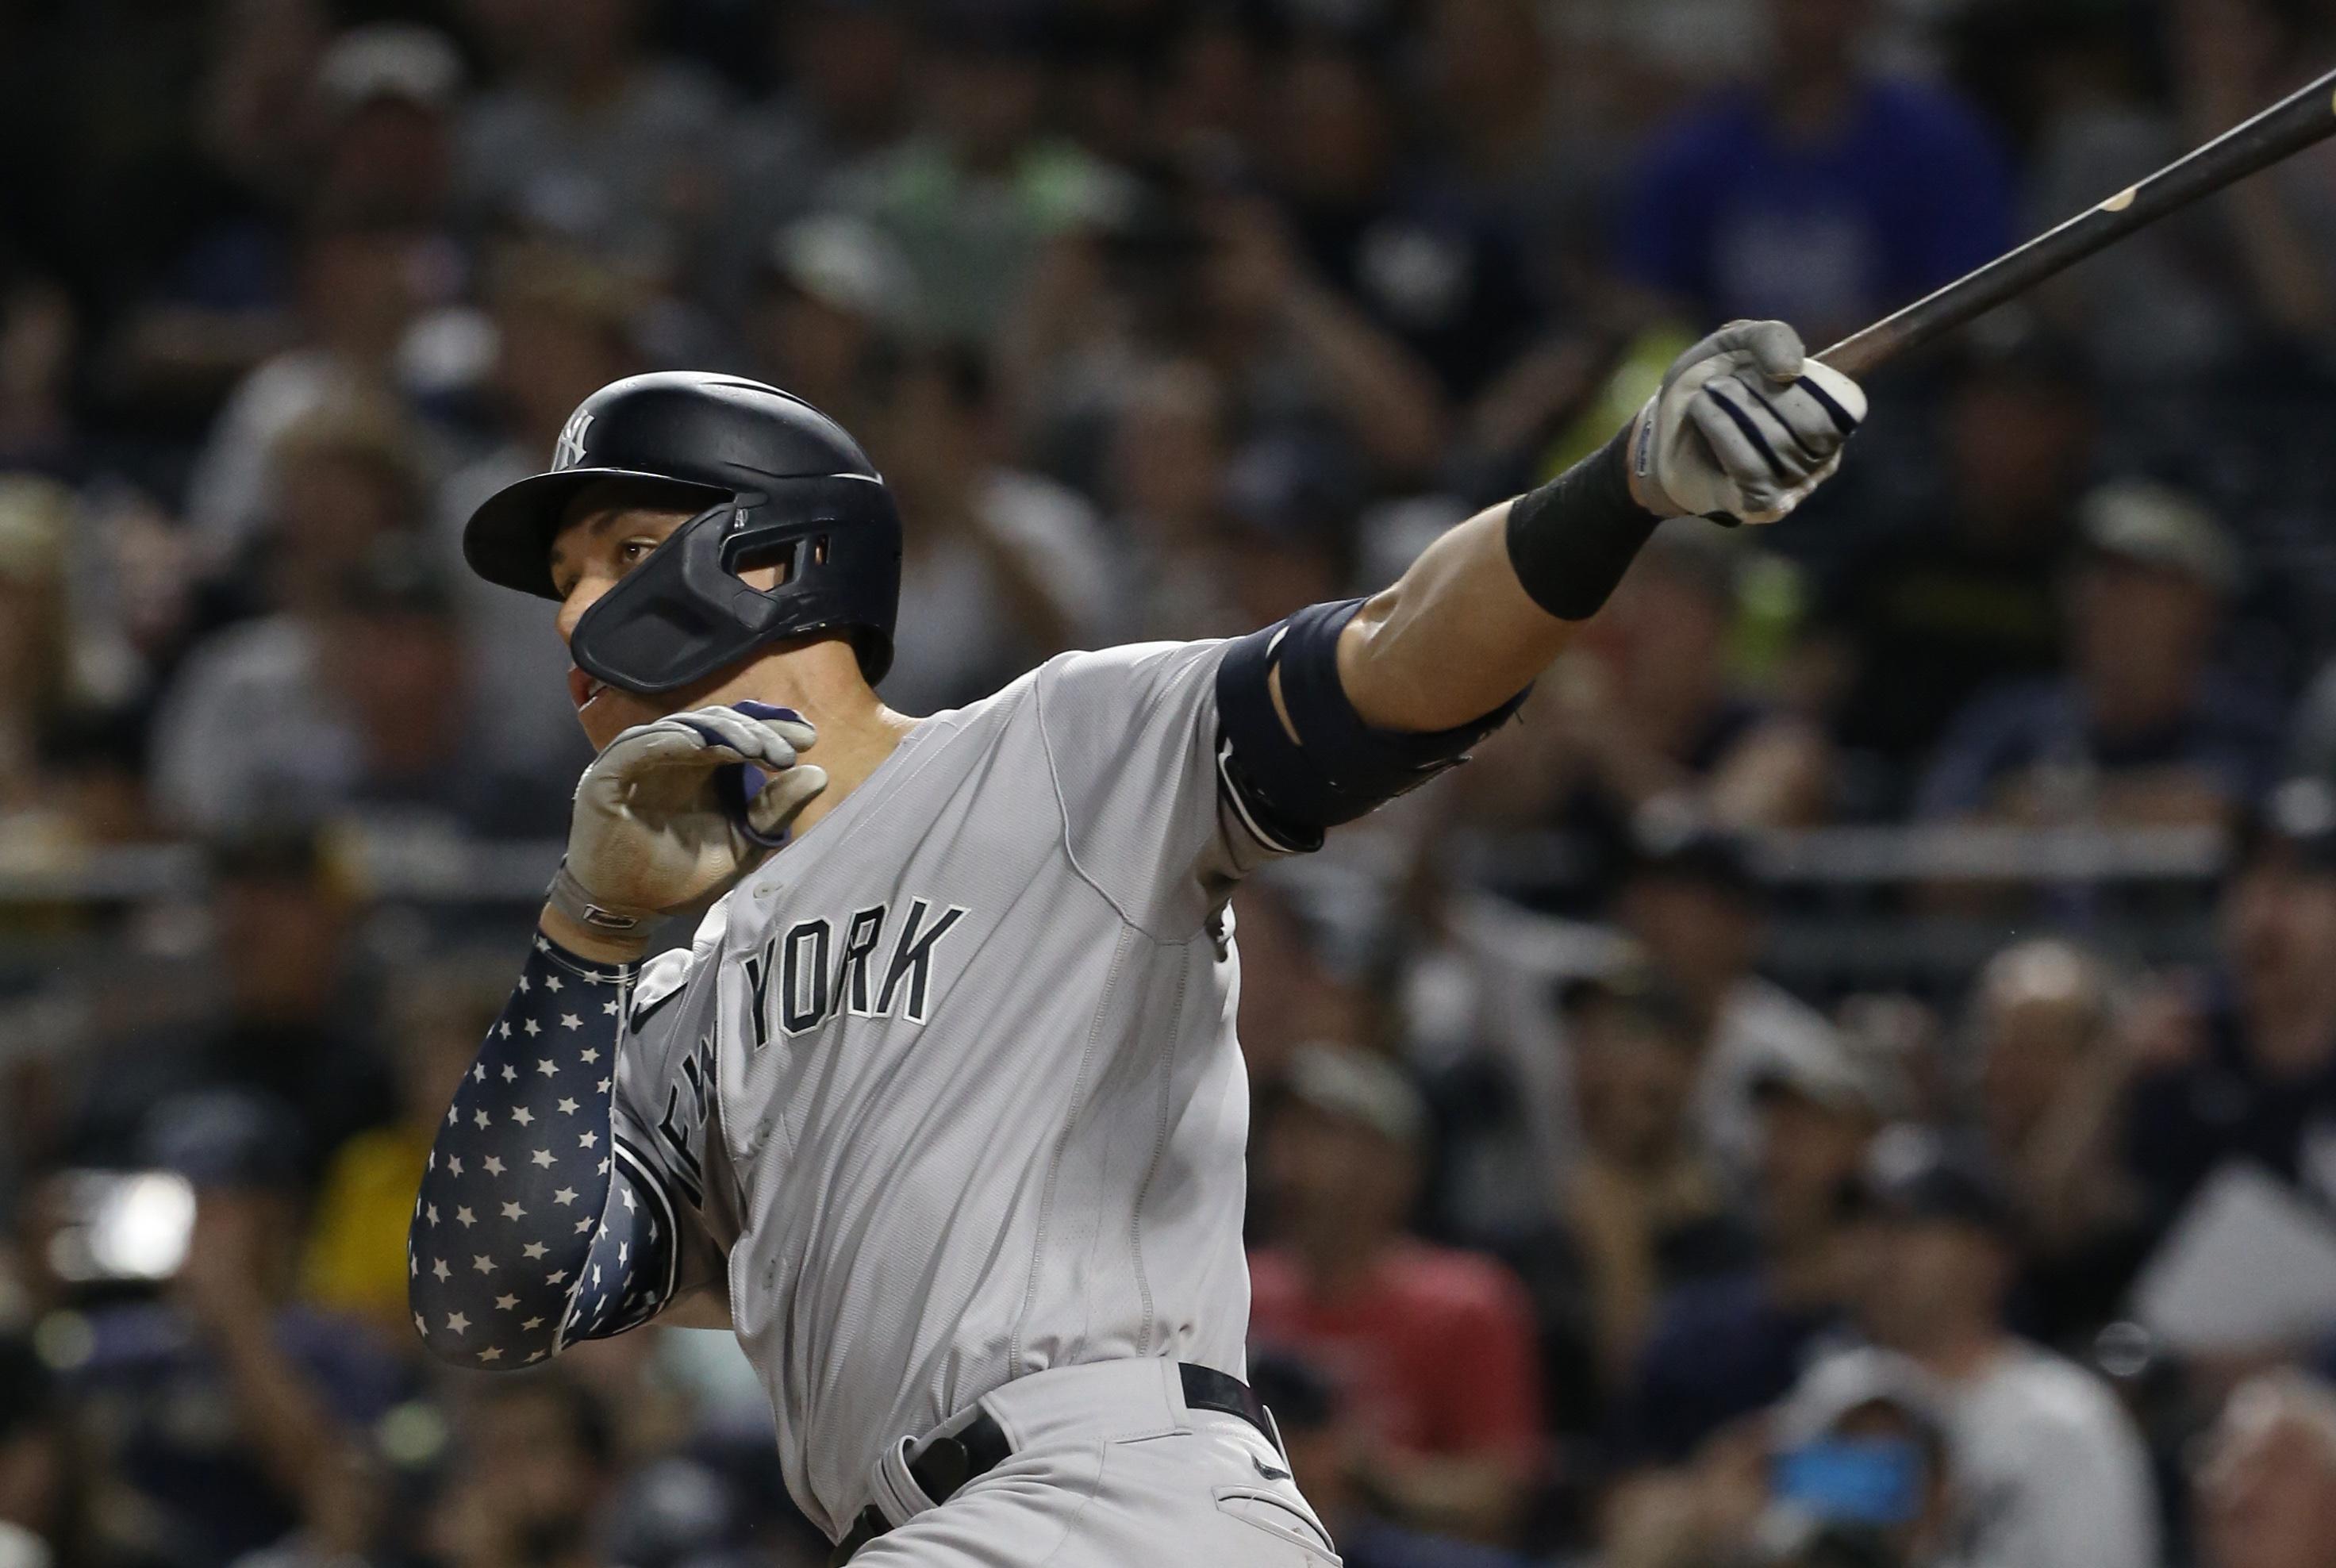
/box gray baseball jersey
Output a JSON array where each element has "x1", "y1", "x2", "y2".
[{"x1": 613, "y1": 638, "x2": 1281, "y2": 1539}]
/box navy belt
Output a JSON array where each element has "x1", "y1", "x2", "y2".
[{"x1": 828, "y1": 1363, "x2": 1277, "y2": 1565}]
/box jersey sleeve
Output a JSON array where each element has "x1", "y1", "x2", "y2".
[{"x1": 1032, "y1": 639, "x2": 1279, "y2": 939}]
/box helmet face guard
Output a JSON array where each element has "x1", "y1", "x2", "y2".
[{"x1": 569, "y1": 474, "x2": 902, "y2": 696}]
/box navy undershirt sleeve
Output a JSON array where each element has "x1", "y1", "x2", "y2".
[{"x1": 408, "y1": 934, "x2": 682, "y2": 1368}]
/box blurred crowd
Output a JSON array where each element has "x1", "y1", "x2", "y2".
[{"x1": 8, "y1": 0, "x2": 2336, "y2": 1565}]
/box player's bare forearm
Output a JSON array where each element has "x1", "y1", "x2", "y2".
[
  {"x1": 1337, "y1": 322, "x2": 1869, "y2": 735},
  {"x1": 1336, "y1": 500, "x2": 1578, "y2": 733}
]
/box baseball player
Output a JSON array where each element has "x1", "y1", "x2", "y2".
[{"x1": 408, "y1": 320, "x2": 1865, "y2": 1564}]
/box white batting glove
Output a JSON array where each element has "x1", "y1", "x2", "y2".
[
  {"x1": 1630, "y1": 321, "x2": 1868, "y2": 525},
  {"x1": 554, "y1": 705, "x2": 827, "y2": 932}
]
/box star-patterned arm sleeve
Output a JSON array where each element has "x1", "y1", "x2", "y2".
[{"x1": 408, "y1": 932, "x2": 680, "y2": 1369}]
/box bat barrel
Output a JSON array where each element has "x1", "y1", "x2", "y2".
[{"x1": 1819, "y1": 65, "x2": 2336, "y2": 379}]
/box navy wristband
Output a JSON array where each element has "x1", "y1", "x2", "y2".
[{"x1": 1504, "y1": 425, "x2": 1663, "y2": 621}]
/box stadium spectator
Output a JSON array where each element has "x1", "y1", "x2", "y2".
[
  {"x1": 1261, "y1": 39, "x2": 1545, "y2": 404},
  {"x1": 1616, "y1": 1009, "x2": 1885, "y2": 1463},
  {"x1": 154, "y1": 405, "x2": 429, "y2": 834},
  {"x1": 1098, "y1": 359, "x2": 1244, "y2": 640},
  {"x1": 1609, "y1": 828, "x2": 1854, "y2": 1181},
  {"x1": 739, "y1": 214, "x2": 914, "y2": 439},
  {"x1": 1250, "y1": 1046, "x2": 1543, "y2": 1546},
  {"x1": 2193, "y1": 1370, "x2": 2336, "y2": 1568},
  {"x1": 870, "y1": 348, "x2": 1112, "y2": 716},
  {"x1": 180, "y1": 211, "x2": 438, "y2": 567},
  {"x1": 830, "y1": 12, "x2": 1116, "y2": 347},
  {"x1": 425, "y1": 1374, "x2": 616, "y2": 1568},
  {"x1": 1249, "y1": 1351, "x2": 1536, "y2": 1568},
  {"x1": 434, "y1": 242, "x2": 639, "y2": 777},
  {"x1": 1965, "y1": 939, "x2": 2152, "y2": 1347},
  {"x1": 49, "y1": 1091, "x2": 405, "y2": 1568},
  {"x1": 2127, "y1": 778, "x2": 2336, "y2": 1220},
  {"x1": 1857, "y1": 1129, "x2": 2159, "y2": 1568},
  {"x1": 0, "y1": 267, "x2": 77, "y2": 480},
  {"x1": 720, "y1": 0, "x2": 916, "y2": 309},
  {"x1": 455, "y1": 0, "x2": 729, "y2": 279},
  {"x1": 0, "y1": 479, "x2": 75, "y2": 832},
  {"x1": 1552, "y1": 968, "x2": 1747, "y2": 1397},
  {"x1": 1618, "y1": 0, "x2": 2013, "y2": 343},
  {"x1": 58, "y1": 832, "x2": 393, "y2": 1180},
  {"x1": 0, "y1": 1336, "x2": 92, "y2": 1568},
  {"x1": 1489, "y1": 529, "x2": 1831, "y2": 911},
  {"x1": 1918, "y1": 480, "x2": 2283, "y2": 828},
  {"x1": 302, "y1": 953, "x2": 507, "y2": 1337},
  {"x1": 1608, "y1": 1347, "x2": 1959, "y2": 1568},
  {"x1": 1806, "y1": 330, "x2": 2096, "y2": 790}
]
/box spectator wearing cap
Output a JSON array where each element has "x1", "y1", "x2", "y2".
[
  {"x1": 434, "y1": 243, "x2": 642, "y2": 778},
  {"x1": 1258, "y1": 39, "x2": 1548, "y2": 405},
  {"x1": 1550, "y1": 968, "x2": 1750, "y2": 1403},
  {"x1": 1918, "y1": 480, "x2": 2283, "y2": 828},
  {"x1": 828, "y1": 7, "x2": 1119, "y2": 347},
  {"x1": 871, "y1": 347, "x2": 1114, "y2": 714},
  {"x1": 2126, "y1": 778, "x2": 2336, "y2": 1220},
  {"x1": 2194, "y1": 1370, "x2": 2336, "y2": 1568},
  {"x1": 720, "y1": 0, "x2": 916, "y2": 309},
  {"x1": 455, "y1": 0, "x2": 729, "y2": 281},
  {"x1": 1618, "y1": 0, "x2": 2012, "y2": 346},
  {"x1": 1614, "y1": 997, "x2": 1885, "y2": 1464},
  {"x1": 1607, "y1": 826, "x2": 1855, "y2": 1186},
  {"x1": 312, "y1": 24, "x2": 466, "y2": 231},
  {"x1": 1965, "y1": 940, "x2": 2153, "y2": 1348},
  {"x1": 179, "y1": 206, "x2": 443, "y2": 570},
  {"x1": 156, "y1": 398, "x2": 421, "y2": 835},
  {"x1": 1803, "y1": 329, "x2": 2096, "y2": 796},
  {"x1": 1610, "y1": 1347, "x2": 1958, "y2": 1568},
  {"x1": 1481, "y1": 528, "x2": 1831, "y2": 915},
  {"x1": 1857, "y1": 1129, "x2": 2158, "y2": 1568},
  {"x1": 740, "y1": 214, "x2": 915, "y2": 437},
  {"x1": 1247, "y1": 1351, "x2": 1536, "y2": 1568},
  {"x1": 1249, "y1": 1045, "x2": 1543, "y2": 1546},
  {"x1": 58, "y1": 831, "x2": 394, "y2": 1182},
  {"x1": 51, "y1": 1090, "x2": 406, "y2": 1568},
  {"x1": 157, "y1": 536, "x2": 569, "y2": 840}
]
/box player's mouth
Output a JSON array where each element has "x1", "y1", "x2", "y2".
[{"x1": 568, "y1": 667, "x2": 609, "y2": 712}]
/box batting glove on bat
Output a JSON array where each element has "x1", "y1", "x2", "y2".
[
  {"x1": 552, "y1": 704, "x2": 826, "y2": 934},
  {"x1": 1630, "y1": 320, "x2": 1867, "y2": 525}
]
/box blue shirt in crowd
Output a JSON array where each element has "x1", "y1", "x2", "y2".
[
  {"x1": 1621, "y1": 79, "x2": 2013, "y2": 333},
  {"x1": 1914, "y1": 673, "x2": 2287, "y2": 821}
]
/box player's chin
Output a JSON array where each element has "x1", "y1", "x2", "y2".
[{"x1": 574, "y1": 672, "x2": 738, "y2": 753}]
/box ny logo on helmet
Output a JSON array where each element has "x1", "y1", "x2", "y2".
[{"x1": 553, "y1": 409, "x2": 595, "y2": 471}]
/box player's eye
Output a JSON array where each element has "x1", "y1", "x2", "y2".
[{"x1": 617, "y1": 538, "x2": 656, "y2": 571}]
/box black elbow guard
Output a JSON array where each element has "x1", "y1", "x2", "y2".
[{"x1": 1215, "y1": 599, "x2": 1526, "y2": 842}]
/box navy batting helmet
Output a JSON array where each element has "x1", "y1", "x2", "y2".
[{"x1": 463, "y1": 371, "x2": 903, "y2": 694}]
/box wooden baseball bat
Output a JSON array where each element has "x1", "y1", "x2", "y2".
[{"x1": 1818, "y1": 65, "x2": 2336, "y2": 379}]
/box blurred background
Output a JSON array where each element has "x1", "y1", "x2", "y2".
[{"x1": 6, "y1": 0, "x2": 2336, "y2": 1564}]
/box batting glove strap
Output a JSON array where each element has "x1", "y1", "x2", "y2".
[{"x1": 547, "y1": 859, "x2": 661, "y2": 938}]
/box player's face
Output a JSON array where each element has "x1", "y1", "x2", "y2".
[
  {"x1": 548, "y1": 490, "x2": 808, "y2": 753},
  {"x1": 547, "y1": 498, "x2": 698, "y2": 751}
]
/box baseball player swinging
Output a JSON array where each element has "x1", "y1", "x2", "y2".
[{"x1": 409, "y1": 320, "x2": 1864, "y2": 1564}]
